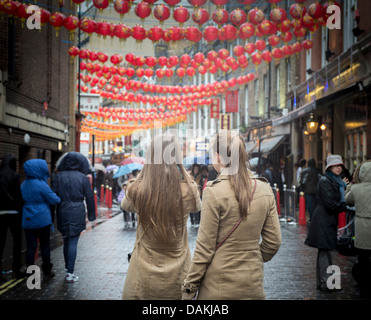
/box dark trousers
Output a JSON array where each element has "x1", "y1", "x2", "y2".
[
  {"x1": 190, "y1": 211, "x2": 200, "y2": 225},
  {"x1": 24, "y1": 225, "x2": 52, "y2": 274},
  {"x1": 316, "y1": 249, "x2": 333, "y2": 288},
  {"x1": 305, "y1": 194, "x2": 317, "y2": 220},
  {"x1": 0, "y1": 214, "x2": 23, "y2": 273},
  {"x1": 357, "y1": 249, "x2": 371, "y2": 298},
  {"x1": 63, "y1": 235, "x2": 80, "y2": 274}
]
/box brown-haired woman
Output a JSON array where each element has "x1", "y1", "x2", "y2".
[
  {"x1": 182, "y1": 131, "x2": 281, "y2": 300},
  {"x1": 121, "y1": 134, "x2": 201, "y2": 300}
]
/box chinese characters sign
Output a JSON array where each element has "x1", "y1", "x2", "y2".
[
  {"x1": 210, "y1": 98, "x2": 220, "y2": 119},
  {"x1": 225, "y1": 90, "x2": 238, "y2": 113}
]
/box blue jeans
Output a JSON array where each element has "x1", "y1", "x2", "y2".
[
  {"x1": 63, "y1": 235, "x2": 80, "y2": 274},
  {"x1": 24, "y1": 225, "x2": 52, "y2": 274}
]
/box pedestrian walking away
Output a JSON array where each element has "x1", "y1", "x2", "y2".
[
  {"x1": 121, "y1": 134, "x2": 201, "y2": 300},
  {"x1": 305, "y1": 154, "x2": 350, "y2": 291},
  {"x1": 345, "y1": 160, "x2": 371, "y2": 299},
  {"x1": 53, "y1": 152, "x2": 96, "y2": 283},
  {"x1": 0, "y1": 154, "x2": 24, "y2": 281},
  {"x1": 21, "y1": 159, "x2": 61, "y2": 279},
  {"x1": 182, "y1": 131, "x2": 281, "y2": 300}
]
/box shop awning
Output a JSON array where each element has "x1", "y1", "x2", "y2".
[{"x1": 257, "y1": 135, "x2": 287, "y2": 156}]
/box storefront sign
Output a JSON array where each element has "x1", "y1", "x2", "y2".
[
  {"x1": 220, "y1": 114, "x2": 230, "y2": 130},
  {"x1": 79, "y1": 93, "x2": 100, "y2": 113},
  {"x1": 225, "y1": 90, "x2": 238, "y2": 113}
]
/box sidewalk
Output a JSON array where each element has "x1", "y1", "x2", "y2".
[{"x1": 0, "y1": 209, "x2": 363, "y2": 300}]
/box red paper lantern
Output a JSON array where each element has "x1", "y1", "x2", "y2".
[
  {"x1": 49, "y1": 12, "x2": 66, "y2": 36},
  {"x1": 147, "y1": 25, "x2": 164, "y2": 42},
  {"x1": 96, "y1": 21, "x2": 112, "y2": 38},
  {"x1": 258, "y1": 19, "x2": 273, "y2": 35},
  {"x1": 193, "y1": 52, "x2": 204, "y2": 64},
  {"x1": 268, "y1": 34, "x2": 280, "y2": 47},
  {"x1": 292, "y1": 41, "x2": 303, "y2": 53},
  {"x1": 207, "y1": 50, "x2": 218, "y2": 62},
  {"x1": 173, "y1": 6, "x2": 189, "y2": 26},
  {"x1": 308, "y1": 2, "x2": 323, "y2": 20},
  {"x1": 251, "y1": 52, "x2": 262, "y2": 66},
  {"x1": 154, "y1": 4, "x2": 170, "y2": 23},
  {"x1": 64, "y1": 15, "x2": 79, "y2": 35},
  {"x1": 293, "y1": 27, "x2": 306, "y2": 38},
  {"x1": 302, "y1": 13, "x2": 315, "y2": 29},
  {"x1": 163, "y1": 26, "x2": 183, "y2": 42},
  {"x1": 68, "y1": 46, "x2": 79, "y2": 57},
  {"x1": 220, "y1": 24, "x2": 237, "y2": 41},
  {"x1": 210, "y1": 0, "x2": 228, "y2": 6},
  {"x1": 110, "y1": 54, "x2": 123, "y2": 65},
  {"x1": 187, "y1": 0, "x2": 207, "y2": 7},
  {"x1": 164, "y1": 0, "x2": 181, "y2": 7},
  {"x1": 280, "y1": 31, "x2": 293, "y2": 43},
  {"x1": 113, "y1": 24, "x2": 131, "y2": 41},
  {"x1": 192, "y1": 7, "x2": 209, "y2": 27},
  {"x1": 146, "y1": 56, "x2": 157, "y2": 68},
  {"x1": 230, "y1": 8, "x2": 247, "y2": 27},
  {"x1": 272, "y1": 48, "x2": 283, "y2": 59},
  {"x1": 198, "y1": 65, "x2": 207, "y2": 75},
  {"x1": 218, "y1": 48, "x2": 229, "y2": 60},
  {"x1": 165, "y1": 69, "x2": 174, "y2": 78},
  {"x1": 212, "y1": 8, "x2": 229, "y2": 26},
  {"x1": 238, "y1": 22, "x2": 255, "y2": 39},
  {"x1": 131, "y1": 25, "x2": 147, "y2": 42},
  {"x1": 135, "y1": 1, "x2": 152, "y2": 21},
  {"x1": 255, "y1": 39, "x2": 266, "y2": 51},
  {"x1": 289, "y1": 3, "x2": 305, "y2": 20},
  {"x1": 281, "y1": 45, "x2": 293, "y2": 57},
  {"x1": 248, "y1": 8, "x2": 264, "y2": 25},
  {"x1": 3, "y1": 0, "x2": 19, "y2": 17},
  {"x1": 169, "y1": 56, "x2": 180, "y2": 67},
  {"x1": 143, "y1": 0, "x2": 158, "y2": 6},
  {"x1": 79, "y1": 18, "x2": 97, "y2": 35},
  {"x1": 134, "y1": 56, "x2": 146, "y2": 67},
  {"x1": 244, "y1": 43, "x2": 256, "y2": 54},
  {"x1": 158, "y1": 56, "x2": 168, "y2": 67},
  {"x1": 156, "y1": 69, "x2": 166, "y2": 78},
  {"x1": 114, "y1": 0, "x2": 130, "y2": 17},
  {"x1": 16, "y1": 3, "x2": 31, "y2": 25},
  {"x1": 186, "y1": 67, "x2": 196, "y2": 77},
  {"x1": 302, "y1": 39, "x2": 313, "y2": 50},
  {"x1": 270, "y1": 7, "x2": 286, "y2": 24},
  {"x1": 185, "y1": 26, "x2": 202, "y2": 42},
  {"x1": 203, "y1": 25, "x2": 219, "y2": 42},
  {"x1": 98, "y1": 52, "x2": 108, "y2": 63},
  {"x1": 79, "y1": 49, "x2": 90, "y2": 60},
  {"x1": 233, "y1": 45, "x2": 245, "y2": 57},
  {"x1": 93, "y1": 0, "x2": 109, "y2": 11},
  {"x1": 176, "y1": 68, "x2": 186, "y2": 78},
  {"x1": 278, "y1": 19, "x2": 292, "y2": 33}
]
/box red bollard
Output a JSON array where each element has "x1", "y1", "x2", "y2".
[
  {"x1": 108, "y1": 187, "x2": 112, "y2": 209},
  {"x1": 299, "y1": 191, "x2": 306, "y2": 225},
  {"x1": 276, "y1": 188, "x2": 281, "y2": 217},
  {"x1": 94, "y1": 190, "x2": 98, "y2": 217},
  {"x1": 100, "y1": 184, "x2": 104, "y2": 202},
  {"x1": 105, "y1": 185, "x2": 109, "y2": 205},
  {"x1": 338, "y1": 212, "x2": 346, "y2": 229}
]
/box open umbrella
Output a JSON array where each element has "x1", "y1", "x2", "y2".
[
  {"x1": 113, "y1": 163, "x2": 143, "y2": 179},
  {"x1": 94, "y1": 163, "x2": 106, "y2": 172},
  {"x1": 120, "y1": 156, "x2": 144, "y2": 166},
  {"x1": 106, "y1": 164, "x2": 118, "y2": 171}
]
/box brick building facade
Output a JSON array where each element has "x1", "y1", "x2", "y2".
[{"x1": 0, "y1": 0, "x2": 77, "y2": 179}]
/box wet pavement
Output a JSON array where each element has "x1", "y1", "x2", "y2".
[{"x1": 0, "y1": 202, "x2": 366, "y2": 301}]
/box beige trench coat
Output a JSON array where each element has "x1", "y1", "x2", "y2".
[
  {"x1": 182, "y1": 173, "x2": 281, "y2": 300},
  {"x1": 345, "y1": 162, "x2": 371, "y2": 250},
  {"x1": 121, "y1": 179, "x2": 201, "y2": 300}
]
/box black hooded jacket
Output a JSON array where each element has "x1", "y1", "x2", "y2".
[{"x1": 0, "y1": 154, "x2": 23, "y2": 213}]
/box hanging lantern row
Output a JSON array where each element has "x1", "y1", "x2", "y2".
[{"x1": 0, "y1": 1, "x2": 339, "y2": 41}]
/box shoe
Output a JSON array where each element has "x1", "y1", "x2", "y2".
[{"x1": 65, "y1": 273, "x2": 79, "y2": 283}]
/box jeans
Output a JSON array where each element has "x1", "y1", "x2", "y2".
[
  {"x1": 63, "y1": 235, "x2": 80, "y2": 274},
  {"x1": 24, "y1": 225, "x2": 53, "y2": 274}
]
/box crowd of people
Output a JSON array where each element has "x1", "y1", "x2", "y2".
[{"x1": 0, "y1": 133, "x2": 370, "y2": 300}]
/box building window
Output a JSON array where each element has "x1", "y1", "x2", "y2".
[
  {"x1": 343, "y1": 0, "x2": 356, "y2": 51},
  {"x1": 254, "y1": 79, "x2": 259, "y2": 116},
  {"x1": 306, "y1": 33, "x2": 312, "y2": 81}
]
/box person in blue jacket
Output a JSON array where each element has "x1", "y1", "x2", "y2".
[
  {"x1": 21, "y1": 159, "x2": 60, "y2": 279},
  {"x1": 52, "y1": 152, "x2": 96, "y2": 283}
]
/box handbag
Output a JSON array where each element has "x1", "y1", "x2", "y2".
[
  {"x1": 215, "y1": 178, "x2": 257, "y2": 251},
  {"x1": 337, "y1": 217, "x2": 357, "y2": 256},
  {"x1": 128, "y1": 224, "x2": 149, "y2": 262}
]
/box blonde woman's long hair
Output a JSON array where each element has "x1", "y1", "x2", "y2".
[
  {"x1": 211, "y1": 131, "x2": 253, "y2": 218},
  {"x1": 127, "y1": 134, "x2": 195, "y2": 240}
]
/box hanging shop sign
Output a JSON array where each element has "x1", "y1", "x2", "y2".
[
  {"x1": 79, "y1": 93, "x2": 100, "y2": 113},
  {"x1": 220, "y1": 114, "x2": 231, "y2": 130},
  {"x1": 210, "y1": 98, "x2": 220, "y2": 119},
  {"x1": 225, "y1": 90, "x2": 239, "y2": 113}
]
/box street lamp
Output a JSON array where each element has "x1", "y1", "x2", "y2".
[{"x1": 305, "y1": 113, "x2": 319, "y2": 135}]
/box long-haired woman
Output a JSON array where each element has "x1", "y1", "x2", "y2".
[
  {"x1": 121, "y1": 134, "x2": 201, "y2": 300},
  {"x1": 182, "y1": 131, "x2": 281, "y2": 300}
]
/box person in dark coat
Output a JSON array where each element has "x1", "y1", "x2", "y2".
[
  {"x1": 299, "y1": 158, "x2": 321, "y2": 221},
  {"x1": 52, "y1": 152, "x2": 96, "y2": 283},
  {"x1": 304, "y1": 155, "x2": 349, "y2": 291},
  {"x1": 21, "y1": 159, "x2": 61, "y2": 278},
  {"x1": 0, "y1": 154, "x2": 24, "y2": 281}
]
